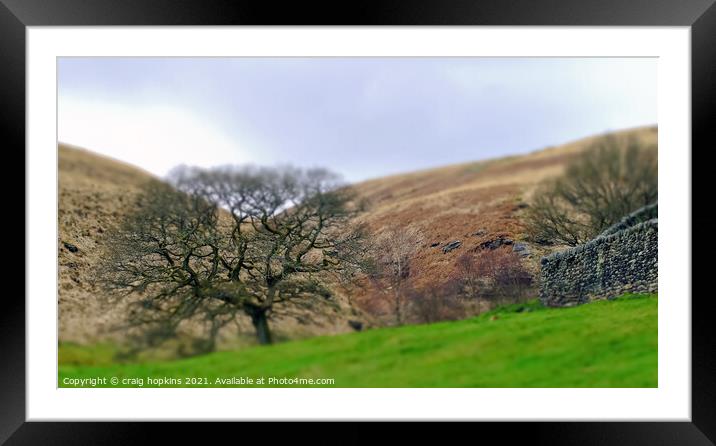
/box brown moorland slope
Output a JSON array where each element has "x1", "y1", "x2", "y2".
[
  {"x1": 58, "y1": 126, "x2": 656, "y2": 346},
  {"x1": 350, "y1": 126, "x2": 657, "y2": 291},
  {"x1": 59, "y1": 144, "x2": 154, "y2": 343}
]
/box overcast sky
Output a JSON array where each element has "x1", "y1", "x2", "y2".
[{"x1": 58, "y1": 57, "x2": 656, "y2": 183}]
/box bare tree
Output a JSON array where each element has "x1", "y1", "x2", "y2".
[
  {"x1": 97, "y1": 165, "x2": 368, "y2": 346},
  {"x1": 525, "y1": 135, "x2": 657, "y2": 246},
  {"x1": 369, "y1": 227, "x2": 422, "y2": 325},
  {"x1": 455, "y1": 252, "x2": 480, "y2": 300}
]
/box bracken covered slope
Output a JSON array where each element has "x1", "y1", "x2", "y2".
[{"x1": 350, "y1": 126, "x2": 657, "y2": 289}]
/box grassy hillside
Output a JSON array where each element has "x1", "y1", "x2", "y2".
[{"x1": 59, "y1": 294, "x2": 657, "y2": 388}]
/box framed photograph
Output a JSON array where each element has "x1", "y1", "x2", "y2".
[{"x1": 7, "y1": 0, "x2": 713, "y2": 442}]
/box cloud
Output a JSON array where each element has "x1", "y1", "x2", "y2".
[
  {"x1": 58, "y1": 95, "x2": 246, "y2": 177},
  {"x1": 58, "y1": 58, "x2": 657, "y2": 183}
]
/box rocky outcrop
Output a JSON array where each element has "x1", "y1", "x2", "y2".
[
  {"x1": 442, "y1": 240, "x2": 462, "y2": 253},
  {"x1": 479, "y1": 236, "x2": 513, "y2": 250},
  {"x1": 63, "y1": 242, "x2": 79, "y2": 253},
  {"x1": 512, "y1": 242, "x2": 531, "y2": 257}
]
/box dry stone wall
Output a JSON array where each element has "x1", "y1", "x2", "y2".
[{"x1": 539, "y1": 204, "x2": 658, "y2": 307}]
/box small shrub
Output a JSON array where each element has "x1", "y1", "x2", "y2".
[
  {"x1": 454, "y1": 247, "x2": 533, "y2": 305},
  {"x1": 406, "y1": 283, "x2": 466, "y2": 324}
]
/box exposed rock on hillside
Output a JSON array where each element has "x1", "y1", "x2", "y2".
[
  {"x1": 479, "y1": 236, "x2": 514, "y2": 250},
  {"x1": 442, "y1": 240, "x2": 462, "y2": 254},
  {"x1": 512, "y1": 242, "x2": 531, "y2": 257}
]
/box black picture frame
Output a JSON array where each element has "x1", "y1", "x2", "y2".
[{"x1": 5, "y1": 0, "x2": 713, "y2": 443}]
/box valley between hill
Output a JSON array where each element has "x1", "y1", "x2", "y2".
[{"x1": 58, "y1": 126, "x2": 657, "y2": 348}]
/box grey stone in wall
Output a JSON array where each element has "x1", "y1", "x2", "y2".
[{"x1": 539, "y1": 216, "x2": 658, "y2": 307}]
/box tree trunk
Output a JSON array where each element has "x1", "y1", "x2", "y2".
[
  {"x1": 248, "y1": 307, "x2": 273, "y2": 345},
  {"x1": 394, "y1": 289, "x2": 402, "y2": 326}
]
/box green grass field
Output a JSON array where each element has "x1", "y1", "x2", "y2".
[{"x1": 59, "y1": 294, "x2": 657, "y2": 388}]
